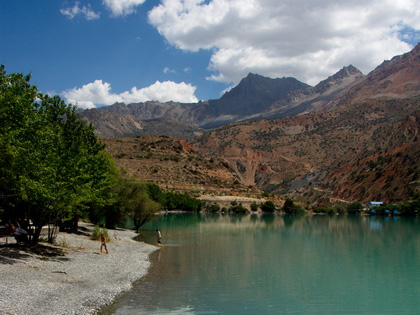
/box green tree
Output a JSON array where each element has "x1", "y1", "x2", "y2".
[
  {"x1": 229, "y1": 203, "x2": 248, "y2": 213},
  {"x1": 206, "y1": 203, "x2": 221, "y2": 212},
  {"x1": 97, "y1": 178, "x2": 162, "y2": 230},
  {"x1": 250, "y1": 202, "x2": 259, "y2": 212},
  {"x1": 0, "y1": 66, "x2": 118, "y2": 243},
  {"x1": 261, "y1": 201, "x2": 276, "y2": 212},
  {"x1": 347, "y1": 202, "x2": 364, "y2": 214},
  {"x1": 113, "y1": 178, "x2": 161, "y2": 230},
  {"x1": 283, "y1": 198, "x2": 306, "y2": 214}
]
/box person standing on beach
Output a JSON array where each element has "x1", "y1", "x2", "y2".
[
  {"x1": 156, "y1": 229, "x2": 162, "y2": 245},
  {"x1": 100, "y1": 233, "x2": 108, "y2": 254}
]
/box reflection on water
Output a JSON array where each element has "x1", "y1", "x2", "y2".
[{"x1": 104, "y1": 214, "x2": 420, "y2": 315}]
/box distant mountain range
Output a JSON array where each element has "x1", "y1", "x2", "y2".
[
  {"x1": 79, "y1": 61, "x2": 365, "y2": 138},
  {"x1": 90, "y1": 43, "x2": 420, "y2": 204}
]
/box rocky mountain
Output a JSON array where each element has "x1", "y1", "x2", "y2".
[
  {"x1": 202, "y1": 74, "x2": 311, "y2": 128},
  {"x1": 79, "y1": 65, "x2": 364, "y2": 138},
  {"x1": 325, "y1": 44, "x2": 420, "y2": 110},
  {"x1": 190, "y1": 44, "x2": 420, "y2": 204},
  {"x1": 252, "y1": 65, "x2": 365, "y2": 119},
  {"x1": 191, "y1": 97, "x2": 420, "y2": 204},
  {"x1": 98, "y1": 44, "x2": 420, "y2": 205}
]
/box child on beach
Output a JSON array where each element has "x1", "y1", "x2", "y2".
[{"x1": 100, "y1": 233, "x2": 108, "y2": 254}]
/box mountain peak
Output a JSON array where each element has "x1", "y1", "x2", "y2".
[
  {"x1": 209, "y1": 73, "x2": 310, "y2": 119},
  {"x1": 339, "y1": 65, "x2": 363, "y2": 76},
  {"x1": 338, "y1": 43, "x2": 420, "y2": 104},
  {"x1": 314, "y1": 65, "x2": 364, "y2": 94}
]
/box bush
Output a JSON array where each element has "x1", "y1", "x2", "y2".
[
  {"x1": 347, "y1": 202, "x2": 364, "y2": 214},
  {"x1": 229, "y1": 204, "x2": 248, "y2": 213},
  {"x1": 335, "y1": 205, "x2": 347, "y2": 214},
  {"x1": 261, "y1": 201, "x2": 276, "y2": 212},
  {"x1": 91, "y1": 225, "x2": 109, "y2": 241},
  {"x1": 326, "y1": 207, "x2": 337, "y2": 215},
  {"x1": 313, "y1": 207, "x2": 325, "y2": 214},
  {"x1": 207, "y1": 203, "x2": 221, "y2": 212},
  {"x1": 250, "y1": 202, "x2": 259, "y2": 212},
  {"x1": 283, "y1": 198, "x2": 306, "y2": 214}
]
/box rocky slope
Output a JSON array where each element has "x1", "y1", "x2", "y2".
[
  {"x1": 325, "y1": 43, "x2": 420, "y2": 110},
  {"x1": 102, "y1": 136, "x2": 257, "y2": 197},
  {"x1": 191, "y1": 97, "x2": 420, "y2": 204}
]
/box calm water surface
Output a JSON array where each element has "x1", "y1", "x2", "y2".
[{"x1": 103, "y1": 213, "x2": 420, "y2": 314}]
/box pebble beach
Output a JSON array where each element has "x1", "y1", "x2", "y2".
[{"x1": 0, "y1": 222, "x2": 157, "y2": 315}]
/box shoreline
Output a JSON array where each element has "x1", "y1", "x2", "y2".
[{"x1": 0, "y1": 222, "x2": 157, "y2": 315}]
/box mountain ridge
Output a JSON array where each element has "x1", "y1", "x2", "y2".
[{"x1": 79, "y1": 65, "x2": 365, "y2": 137}]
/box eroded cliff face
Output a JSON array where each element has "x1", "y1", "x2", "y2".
[{"x1": 191, "y1": 98, "x2": 420, "y2": 203}]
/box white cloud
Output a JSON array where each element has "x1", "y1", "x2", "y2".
[
  {"x1": 148, "y1": 0, "x2": 419, "y2": 85},
  {"x1": 60, "y1": 1, "x2": 100, "y2": 20},
  {"x1": 62, "y1": 80, "x2": 199, "y2": 109},
  {"x1": 102, "y1": 0, "x2": 146, "y2": 17},
  {"x1": 163, "y1": 67, "x2": 176, "y2": 74}
]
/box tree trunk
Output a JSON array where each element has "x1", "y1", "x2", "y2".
[
  {"x1": 31, "y1": 224, "x2": 43, "y2": 245},
  {"x1": 72, "y1": 214, "x2": 79, "y2": 232}
]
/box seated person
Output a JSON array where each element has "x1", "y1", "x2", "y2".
[{"x1": 13, "y1": 224, "x2": 28, "y2": 243}]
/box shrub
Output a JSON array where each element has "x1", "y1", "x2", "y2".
[
  {"x1": 229, "y1": 204, "x2": 248, "y2": 213},
  {"x1": 335, "y1": 205, "x2": 347, "y2": 214},
  {"x1": 326, "y1": 207, "x2": 337, "y2": 215},
  {"x1": 261, "y1": 201, "x2": 276, "y2": 212},
  {"x1": 313, "y1": 207, "x2": 325, "y2": 214},
  {"x1": 250, "y1": 202, "x2": 259, "y2": 212},
  {"x1": 283, "y1": 198, "x2": 306, "y2": 214},
  {"x1": 91, "y1": 225, "x2": 109, "y2": 241},
  {"x1": 207, "y1": 203, "x2": 221, "y2": 212},
  {"x1": 347, "y1": 202, "x2": 364, "y2": 214}
]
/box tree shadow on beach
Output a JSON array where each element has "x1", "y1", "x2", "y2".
[{"x1": 0, "y1": 243, "x2": 66, "y2": 265}]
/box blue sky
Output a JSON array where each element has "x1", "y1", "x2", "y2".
[{"x1": 1, "y1": 0, "x2": 419, "y2": 109}]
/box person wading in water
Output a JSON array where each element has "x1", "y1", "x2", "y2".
[{"x1": 156, "y1": 229, "x2": 162, "y2": 245}]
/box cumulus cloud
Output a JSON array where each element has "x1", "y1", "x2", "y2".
[
  {"x1": 102, "y1": 0, "x2": 146, "y2": 17},
  {"x1": 62, "y1": 80, "x2": 199, "y2": 108},
  {"x1": 148, "y1": 0, "x2": 419, "y2": 85},
  {"x1": 60, "y1": 1, "x2": 100, "y2": 20}
]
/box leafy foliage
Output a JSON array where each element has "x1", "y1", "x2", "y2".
[
  {"x1": 260, "y1": 201, "x2": 276, "y2": 212},
  {"x1": 102, "y1": 178, "x2": 161, "y2": 230},
  {"x1": 229, "y1": 203, "x2": 248, "y2": 213},
  {"x1": 91, "y1": 225, "x2": 109, "y2": 241},
  {"x1": 347, "y1": 202, "x2": 364, "y2": 214},
  {"x1": 146, "y1": 184, "x2": 202, "y2": 212},
  {"x1": 283, "y1": 198, "x2": 306, "y2": 214},
  {"x1": 0, "y1": 66, "x2": 118, "y2": 243}
]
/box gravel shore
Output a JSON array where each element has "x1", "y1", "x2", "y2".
[{"x1": 0, "y1": 222, "x2": 157, "y2": 315}]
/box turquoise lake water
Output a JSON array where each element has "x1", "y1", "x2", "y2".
[{"x1": 104, "y1": 213, "x2": 420, "y2": 314}]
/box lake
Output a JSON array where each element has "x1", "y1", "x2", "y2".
[{"x1": 102, "y1": 213, "x2": 420, "y2": 314}]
